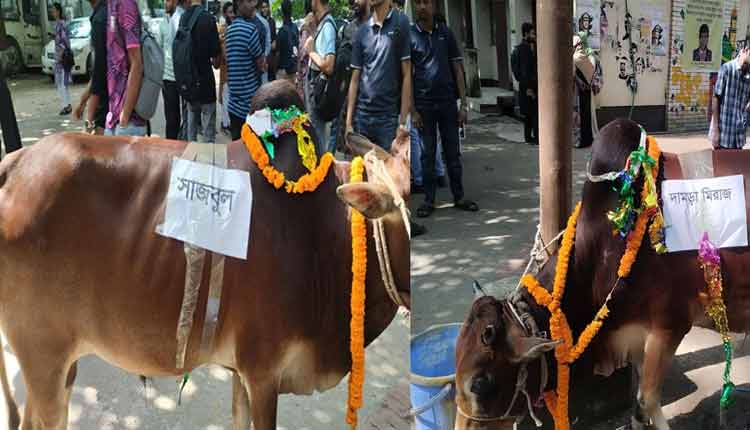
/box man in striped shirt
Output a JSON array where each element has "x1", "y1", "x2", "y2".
[
  {"x1": 711, "y1": 46, "x2": 750, "y2": 149},
  {"x1": 225, "y1": 0, "x2": 266, "y2": 140}
]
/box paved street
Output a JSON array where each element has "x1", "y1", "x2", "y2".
[
  {"x1": 410, "y1": 114, "x2": 750, "y2": 429},
  {"x1": 0, "y1": 72, "x2": 411, "y2": 430}
]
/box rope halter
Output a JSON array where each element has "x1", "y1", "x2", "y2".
[{"x1": 363, "y1": 150, "x2": 410, "y2": 309}]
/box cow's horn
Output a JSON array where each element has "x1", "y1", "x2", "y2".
[
  {"x1": 346, "y1": 132, "x2": 391, "y2": 160},
  {"x1": 473, "y1": 280, "x2": 487, "y2": 298}
]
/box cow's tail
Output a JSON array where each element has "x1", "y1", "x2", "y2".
[{"x1": 0, "y1": 334, "x2": 19, "y2": 429}]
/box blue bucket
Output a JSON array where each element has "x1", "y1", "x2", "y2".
[{"x1": 410, "y1": 323, "x2": 462, "y2": 430}]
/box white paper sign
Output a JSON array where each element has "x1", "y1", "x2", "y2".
[
  {"x1": 158, "y1": 158, "x2": 252, "y2": 259},
  {"x1": 662, "y1": 175, "x2": 747, "y2": 252}
]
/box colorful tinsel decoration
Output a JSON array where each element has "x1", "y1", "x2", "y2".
[
  {"x1": 697, "y1": 232, "x2": 735, "y2": 410},
  {"x1": 605, "y1": 133, "x2": 667, "y2": 253},
  {"x1": 255, "y1": 106, "x2": 318, "y2": 172}
]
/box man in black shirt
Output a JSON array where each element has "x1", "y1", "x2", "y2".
[
  {"x1": 73, "y1": 0, "x2": 108, "y2": 134},
  {"x1": 259, "y1": 0, "x2": 276, "y2": 80},
  {"x1": 412, "y1": 0, "x2": 477, "y2": 217},
  {"x1": 513, "y1": 22, "x2": 537, "y2": 144},
  {"x1": 181, "y1": 0, "x2": 221, "y2": 142},
  {"x1": 275, "y1": 0, "x2": 298, "y2": 81}
]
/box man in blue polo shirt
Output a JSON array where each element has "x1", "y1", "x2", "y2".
[
  {"x1": 226, "y1": 0, "x2": 265, "y2": 140},
  {"x1": 412, "y1": 0, "x2": 477, "y2": 217},
  {"x1": 345, "y1": 0, "x2": 412, "y2": 151}
]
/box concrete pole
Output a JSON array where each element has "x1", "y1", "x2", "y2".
[{"x1": 537, "y1": 0, "x2": 573, "y2": 246}]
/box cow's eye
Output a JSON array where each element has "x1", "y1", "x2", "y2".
[{"x1": 470, "y1": 374, "x2": 495, "y2": 396}]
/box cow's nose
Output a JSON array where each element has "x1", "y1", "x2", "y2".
[{"x1": 470, "y1": 374, "x2": 494, "y2": 396}]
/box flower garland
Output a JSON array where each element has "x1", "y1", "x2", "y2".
[
  {"x1": 698, "y1": 233, "x2": 735, "y2": 409},
  {"x1": 346, "y1": 156, "x2": 367, "y2": 429},
  {"x1": 521, "y1": 136, "x2": 663, "y2": 430},
  {"x1": 241, "y1": 123, "x2": 334, "y2": 194}
]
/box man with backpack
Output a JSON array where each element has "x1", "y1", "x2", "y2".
[
  {"x1": 176, "y1": 0, "x2": 221, "y2": 143},
  {"x1": 159, "y1": 0, "x2": 186, "y2": 139},
  {"x1": 305, "y1": 0, "x2": 337, "y2": 155},
  {"x1": 511, "y1": 22, "x2": 537, "y2": 144},
  {"x1": 275, "y1": 0, "x2": 298, "y2": 82},
  {"x1": 106, "y1": 0, "x2": 145, "y2": 136}
]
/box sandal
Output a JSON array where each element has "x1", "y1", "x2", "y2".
[
  {"x1": 454, "y1": 199, "x2": 479, "y2": 212},
  {"x1": 416, "y1": 203, "x2": 435, "y2": 218}
]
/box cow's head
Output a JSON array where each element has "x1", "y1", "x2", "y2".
[
  {"x1": 336, "y1": 131, "x2": 411, "y2": 310},
  {"x1": 455, "y1": 294, "x2": 558, "y2": 429}
]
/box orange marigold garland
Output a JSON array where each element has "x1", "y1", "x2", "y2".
[
  {"x1": 346, "y1": 156, "x2": 367, "y2": 429},
  {"x1": 521, "y1": 136, "x2": 663, "y2": 430},
  {"x1": 241, "y1": 123, "x2": 334, "y2": 194}
]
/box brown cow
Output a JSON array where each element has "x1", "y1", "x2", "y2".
[
  {"x1": 0, "y1": 81, "x2": 410, "y2": 430},
  {"x1": 454, "y1": 119, "x2": 750, "y2": 430}
]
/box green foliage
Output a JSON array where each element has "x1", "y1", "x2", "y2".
[{"x1": 272, "y1": 0, "x2": 350, "y2": 21}]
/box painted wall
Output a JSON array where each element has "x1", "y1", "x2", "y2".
[
  {"x1": 577, "y1": 0, "x2": 671, "y2": 109},
  {"x1": 668, "y1": 0, "x2": 744, "y2": 132}
]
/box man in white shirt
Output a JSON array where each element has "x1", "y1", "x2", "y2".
[{"x1": 160, "y1": 0, "x2": 186, "y2": 138}]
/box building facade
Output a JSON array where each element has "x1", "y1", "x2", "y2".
[{"x1": 408, "y1": 0, "x2": 750, "y2": 133}]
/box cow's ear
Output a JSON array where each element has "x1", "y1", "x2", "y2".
[
  {"x1": 337, "y1": 182, "x2": 396, "y2": 219},
  {"x1": 508, "y1": 335, "x2": 560, "y2": 364},
  {"x1": 346, "y1": 132, "x2": 391, "y2": 160}
]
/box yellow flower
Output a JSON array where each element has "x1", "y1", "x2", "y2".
[
  {"x1": 242, "y1": 123, "x2": 334, "y2": 195},
  {"x1": 346, "y1": 157, "x2": 367, "y2": 429}
]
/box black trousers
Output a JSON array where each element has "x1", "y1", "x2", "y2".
[
  {"x1": 230, "y1": 112, "x2": 245, "y2": 141},
  {"x1": 419, "y1": 101, "x2": 464, "y2": 205},
  {"x1": 0, "y1": 67, "x2": 22, "y2": 155},
  {"x1": 162, "y1": 80, "x2": 181, "y2": 140},
  {"x1": 523, "y1": 95, "x2": 538, "y2": 142}
]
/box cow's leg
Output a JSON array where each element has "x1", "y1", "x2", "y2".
[
  {"x1": 247, "y1": 377, "x2": 278, "y2": 430},
  {"x1": 231, "y1": 372, "x2": 251, "y2": 430},
  {"x1": 635, "y1": 329, "x2": 681, "y2": 430},
  {"x1": 630, "y1": 364, "x2": 649, "y2": 430},
  {"x1": 0, "y1": 337, "x2": 20, "y2": 429},
  {"x1": 16, "y1": 349, "x2": 76, "y2": 430}
]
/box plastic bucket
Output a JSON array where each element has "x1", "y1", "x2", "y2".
[{"x1": 410, "y1": 323, "x2": 462, "y2": 430}]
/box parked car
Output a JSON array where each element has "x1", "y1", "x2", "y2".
[{"x1": 42, "y1": 17, "x2": 92, "y2": 78}]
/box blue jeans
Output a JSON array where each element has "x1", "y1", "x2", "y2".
[
  {"x1": 411, "y1": 125, "x2": 445, "y2": 186},
  {"x1": 187, "y1": 102, "x2": 217, "y2": 143},
  {"x1": 354, "y1": 112, "x2": 398, "y2": 151},
  {"x1": 105, "y1": 123, "x2": 148, "y2": 136}
]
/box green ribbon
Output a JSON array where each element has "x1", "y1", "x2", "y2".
[
  {"x1": 271, "y1": 106, "x2": 305, "y2": 124},
  {"x1": 261, "y1": 131, "x2": 275, "y2": 160},
  {"x1": 177, "y1": 372, "x2": 190, "y2": 406},
  {"x1": 720, "y1": 340, "x2": 735, "y2": 409}
]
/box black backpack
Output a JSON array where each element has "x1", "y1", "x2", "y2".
[
  {"x1": 173, "y1": 8, "x2": 203, "y2": 102},
  {"x1": 310, "y1": 14, "x2": 352, "y2": 122}
]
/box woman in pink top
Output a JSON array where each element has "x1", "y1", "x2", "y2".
[{"x1": 52, "y1": 3, "x2": 72, "y2": 115}]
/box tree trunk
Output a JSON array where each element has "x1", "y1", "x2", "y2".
[{"x1": 537, "y1": 0, "x2": 573, "y2": 247}]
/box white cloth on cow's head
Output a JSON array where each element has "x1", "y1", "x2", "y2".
[{"x1": 246, "y1": 109, "x2": 273, "y2": 136}]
